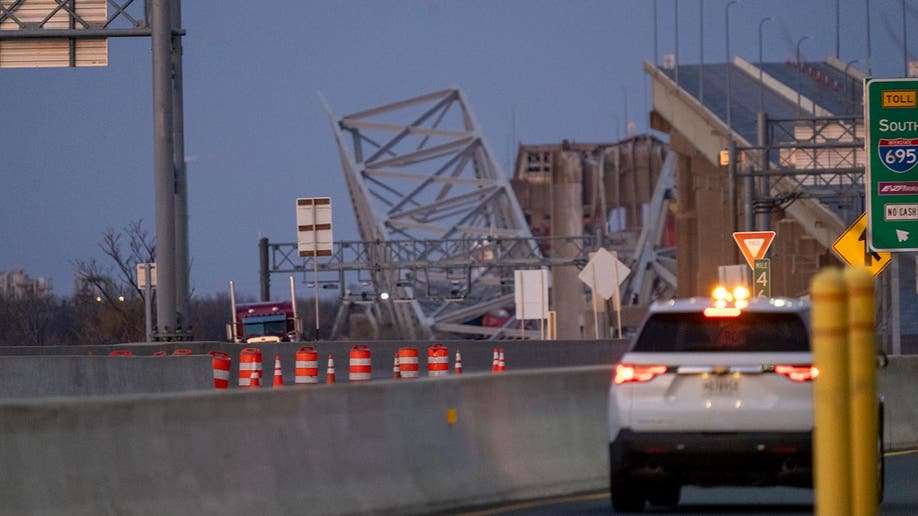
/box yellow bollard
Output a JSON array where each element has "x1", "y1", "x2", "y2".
[
  {"x1": 846, "y1": 266, "x2": 878, "y2": 516},
  {"x1": 810, "y1": 267, "x2": 851, "y2": 515}
]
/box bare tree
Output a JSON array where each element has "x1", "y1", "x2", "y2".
[{"x1": 72, "y1": 220, "x2": 155, "y2": 343}]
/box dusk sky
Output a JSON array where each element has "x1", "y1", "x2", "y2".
[{"x1": 1, "y1": 0, "x2": 913, "y2": 299}]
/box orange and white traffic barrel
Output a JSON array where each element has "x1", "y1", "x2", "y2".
[
  {"x1": 491, "y1": 348, "x2": 500, "y2": 372},
  {"x1": 349, "y1": 345, "x2": 372, "y2": 382},
  {"x1": 427, "y1": 344, "x2": 449, "y2": 377},
  {"x1": 392, "y1": 354, "x2": 401, "y2": 379},
  {"x1": 272, "y1": 354, "x2": 284, "y2": 388},
  {"x1": 239, "y1": 347, "x2": 262, "y2": 388},
  {"x1": 295, "y1": 346, "x2": 319, "y2": 385},
  {"x1": 209, "y1": 351, "x2": 231, "y2": 389},
  {"x1": 397, "y1": 347, "x2": 419, "y2": 379},
  {"x1": 326, "y1": 354, "x2": 336, "y2": 384},
  {"x1": 498, "y1": 348, "x2": 505, "y2": 372},
  {"x1": 172, "y1": 348, "x2": 193, "y2": 356},
  {"x1": 454, "y1": 348, "x2": 463, "y2": 374}
]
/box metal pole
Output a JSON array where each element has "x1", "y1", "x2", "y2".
[
  {"x1": 728, "y1": 139, "x2": 737, "y2": 236},
  {"x1": 756, "y1": 112, "x2": 770, "y2": 231},
  {"x1": 229, "y1": 280, "x2": 238, "y2": 342},
  {"x1": 653, "y1": 0, "x2": 658, "y2": 66},
  {"x1": 674, "y1": 0, "x2": 679, "y2": 85},
  {"x1": 836, "y1": 0, "x2": 840, "y2": 58},
  {"x1": 891, "y1": 254, "x2": 901, "y2": 355},
  {"x1": 725, "y1": 0, "x2": 737, "y2": 133},
  {"x1": 152, "y1": 0, "x2": 176, "y2": 338},
  {"x1": 144, "y1": 263, "x2": 152, "y2": 343},
  {"x1": 758, "y1": 17, "x2": 772, "y2": 114},
  {"x1": 866, "y1": 0, "x2": 873, "y2": 75},
  {"x1": 171, "y1": 0, "x2": 190, "y2": 337},
  {"x1": 699, "y1": 0, "x2": 704, "y2": 105},
  {"x1": 904, "y1": 0, "x2": 909, "y2": 76},
  {"x1": 313, "y1": 203, "x2": 321, "y2": 341},
  {"x1": 796, "y1": 36, "x2": 812, "y2": 119},
  {"x1": 290, "y1": 275, "x2": 300, "y2": 342},
  {"x1": 259, "y1": 237, "x2": 270, "y2": 301}
]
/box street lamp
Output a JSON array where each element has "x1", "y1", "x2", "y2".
[
  {"x1": 796, "y1": 35, "x2": 812, "y2": 119},
  {"x1": 725, "y1": 0, "x2": 738, "y2": 132},
  {"x1": 758, "y1": 17, "x2": 772, "y2": 114}
]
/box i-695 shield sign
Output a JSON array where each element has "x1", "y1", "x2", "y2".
[{"x1": 866, "y1": 78, "x2": 918, "y2": 251}]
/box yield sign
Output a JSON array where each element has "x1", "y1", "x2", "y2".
[{"x1": 733, "y1": 231, "x2": 776, "y2": 269}]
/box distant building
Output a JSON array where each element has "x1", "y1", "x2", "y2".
[{"x1": 0, "y1": 270, "x2": 50, "y2": 299}]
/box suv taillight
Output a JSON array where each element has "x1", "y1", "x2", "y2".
[
  {"x1": 614, "y1": 364, "x2": 668, "y2": 384},
  {"x1": 774, "y1": 364, "x2": 819, "y2": 382}
]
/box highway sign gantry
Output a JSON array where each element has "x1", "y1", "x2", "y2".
[
  {"x1": 832, "y1": 213, "x2": 892, "y2": 277},
  {"x1": 865, "y1": 78, "x2": 918, "y2": 251}
]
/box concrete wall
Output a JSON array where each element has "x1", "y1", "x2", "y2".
[
  {"x1": 0, "y1": 339, "x2": 632, "y2": 387},
  {"x1": 880, "y1": 355, "x2": 918, "y2": 450},
  {"x1": 0, "y1": 355, "x2": 213, "y2": 399},
  {"x1": 0, "y1": 367, "x2": 612, "y2": 516},
  {"x1": 0, "y1": 357, "x2": 914, "y2": 515}
]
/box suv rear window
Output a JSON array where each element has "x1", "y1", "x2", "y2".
[{"x1": 633, "y1": 312, "x2": 809, "y2": 352}]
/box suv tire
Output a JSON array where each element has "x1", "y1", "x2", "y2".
[
  {"x1": 611, "y1": 481, "x2": 646, "y2": 513},
  {"x1": 647, "y1": 483, "x2": 681, "y2": 507}
]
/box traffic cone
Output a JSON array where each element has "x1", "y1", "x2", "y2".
[
  {"x1": 393, "y1": 354, "x2": 401, "y2": 379},
  {"x1": 326, "y1": 354, "x2": 336, "y2": 384},
  {"x1": 491, "y1": 348, "x2": 500, "y2": 373},
  {"x1": 454, "y1": 348, "x2": 463, "y2": 374},
  {"x1": 498, "y1": 348, "x2": 505, "y2": 372},
  {"x1": 273, "y1": 354, "x2": 283, "y2": 388}
]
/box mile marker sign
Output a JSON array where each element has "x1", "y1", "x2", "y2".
[{"x1": 865, "y1": 78, "x2": 918, "y2": 251}]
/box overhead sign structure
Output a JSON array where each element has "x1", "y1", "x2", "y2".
[
  {"x1": 732, "y1": 231, "x2": 776, "y2": 269},
  {"x1": 865, "y1": 78, "x2": 918, "y2": 251},
  {"x1": 832, "y1": 213, "x2": 892, "y2": 277},
  {"x1": 296, "y1": 197, "x2": 333, "y2": 257}
]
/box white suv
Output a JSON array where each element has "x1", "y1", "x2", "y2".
[{"x1": 608, "y1": 293, "x2": 845, "y2": 512}]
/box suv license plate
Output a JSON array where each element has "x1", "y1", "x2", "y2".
[{"x1": 703, "y1": 377, "x2": 738, "y2": 395}]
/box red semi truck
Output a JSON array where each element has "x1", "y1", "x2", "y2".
[{"x1": 227, "y1": 280, "x2": 301, "y2": 343}]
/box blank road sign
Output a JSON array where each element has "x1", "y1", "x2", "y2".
[{"x1": 296, "y1": 197, "x2": 333, "y2": 257}]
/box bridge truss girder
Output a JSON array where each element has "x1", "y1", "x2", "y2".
[{"x1": 322, "y1": 88, "x2": 538, "y2": 339}]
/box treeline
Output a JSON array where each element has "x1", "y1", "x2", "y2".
[{"x1": 0, "y1": 293, "x2": 339, "y2": 346}]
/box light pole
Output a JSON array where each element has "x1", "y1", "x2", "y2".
[
  {"x1": 700, "y1": 0, "x2": 705, "y2": 105},
  {"x1": 845, "y1": 58, "x2": 861, "y2": 114},
  {"x1": 725, "y1": 0, "x2": 738, "y2": 132},
  {"x1": 796, "y1": 35, "x2": 812, "y2": 119},
  {"x1": 758, "y1": 17, "x2": 772, "y2": 114}
]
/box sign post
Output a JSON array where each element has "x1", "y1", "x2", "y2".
[{"x1": 865, "y1": 78, "x2": 918, "y2": 251}]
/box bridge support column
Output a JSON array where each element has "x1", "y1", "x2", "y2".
[{"x1": 551, "y1": 149, "x2": 586, "y2": 339}]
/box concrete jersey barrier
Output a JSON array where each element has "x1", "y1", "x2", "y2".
[
  {"x1": 0, "y1": 367, "x2": 612, "y2": 516},
  {"x1": 0, "y1": 355, "x2": 213, "y2": 399}
]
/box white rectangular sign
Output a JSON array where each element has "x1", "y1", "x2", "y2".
[
  {"x1": 137, "y1": 262, "x2": 157, "y2": 288},
  {"x1": 296, "y1": 197, "x2": 333, "y2": 257},
  {"x1": 514, "y1": 269, "x2": 549, "y2": 320}
]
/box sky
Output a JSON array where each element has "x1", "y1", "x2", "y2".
[{"x1": 1, "y1": 0, "x2": 915, "y2": 299}]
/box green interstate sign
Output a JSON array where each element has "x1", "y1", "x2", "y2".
[{"x1": 866, "y1": 78, "x2": 918, "y2": 251}]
